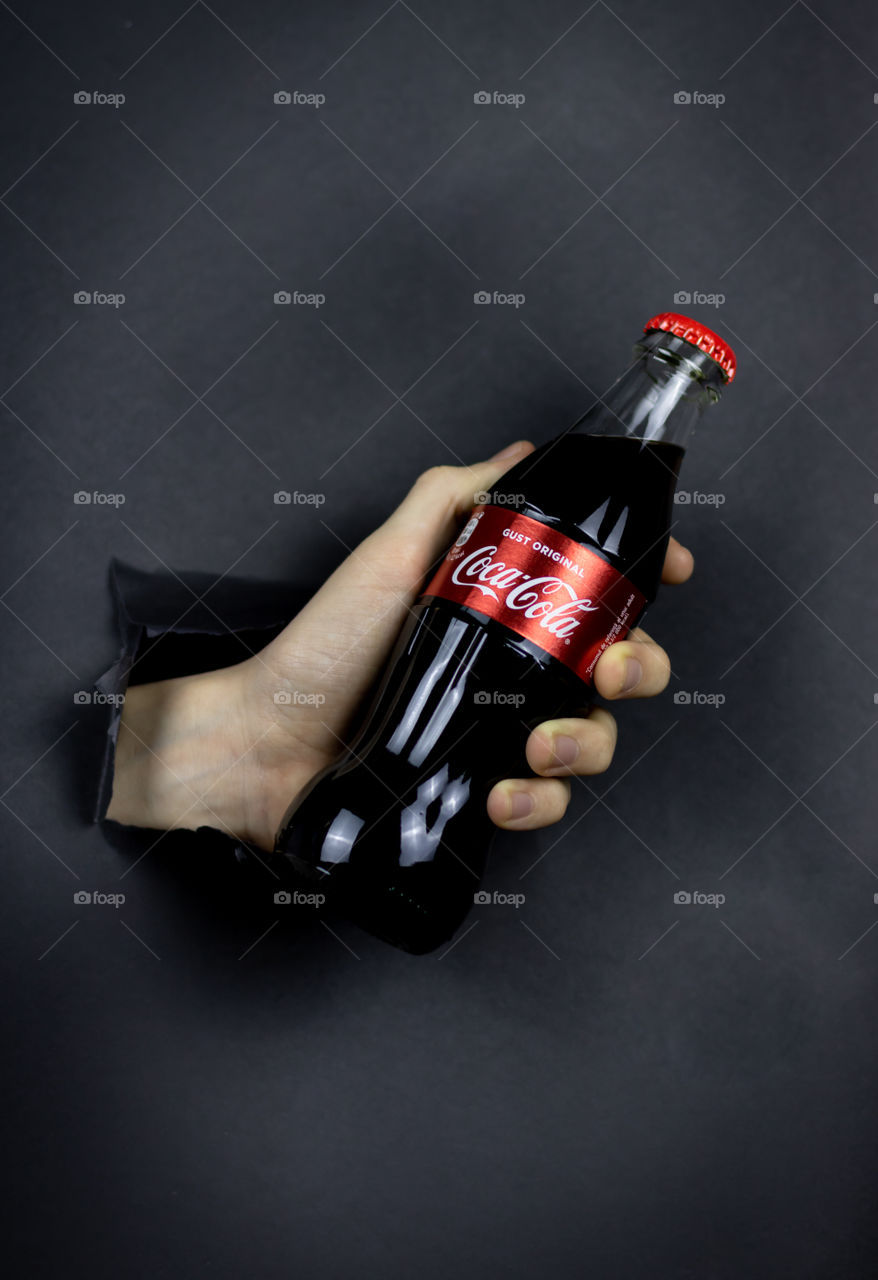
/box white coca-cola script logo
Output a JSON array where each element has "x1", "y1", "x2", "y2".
[{"x1": 451, "y1": 544, "x2": 602, "y2": 638}]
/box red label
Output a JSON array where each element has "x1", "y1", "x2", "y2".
[{"x1": 422, "y1": 505, "x2": 646, "y2": 684}]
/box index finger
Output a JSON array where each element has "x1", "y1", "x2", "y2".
[{"x1": 662, "y1": 536, "x2": 694, "y2": 584}]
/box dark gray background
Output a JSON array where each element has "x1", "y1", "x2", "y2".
[{"x1": 3, "y1": 2, "x2": 878, "y2": 1276}]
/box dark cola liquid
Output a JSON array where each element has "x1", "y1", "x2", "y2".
[{"x1": 274, "y1": 435, "x2": 684, "y2": 953}]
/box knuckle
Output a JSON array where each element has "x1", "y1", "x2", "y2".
[
  {"x1": 652, "y1": 647, "x2": 672, "y2": 688},
  {"x1": 414, "y1": 464, "x2": 456, "y2": 492},
  {"x1": 548, "y1": 777, "x2": 571, "y2": 813},
  {"x1": 586, "y1": 713, "x2": 616, "y2": 772},
  {"x1": 528, "y1": 728, "x2": 554, "y2": 768},
  {"x1": 593, "y1": 731, "x2": 615, "y2": 773}
]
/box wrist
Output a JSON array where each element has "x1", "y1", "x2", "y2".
[{"x1": 106, "y1": 664, "x2": 259, "y2": 845}]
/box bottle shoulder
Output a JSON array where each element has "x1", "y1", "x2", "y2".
[{"x1": 480, "y1": 433, "x2": 681, "y2": 599}]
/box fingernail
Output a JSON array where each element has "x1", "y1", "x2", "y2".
[
  {"x1": 546, "y1": 734, "x2": 579, "y2": 773},
  {"x1": 620, "y1": 658, "x2": 643, "y2": 694},
  {"x1": 508, "y1": 791, "x2": 534, "y2": 820},
  {"x1": 490, "y1": 440, "x2": 528, "y2": 461}
]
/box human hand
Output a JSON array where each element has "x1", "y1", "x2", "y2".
[{"x1": 107, "y1": 441, "x2": 693, "y2": 851}]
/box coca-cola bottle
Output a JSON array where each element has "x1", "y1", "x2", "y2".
[{"x1": 274, "y1": 313, "x2": 736, "y2": 953}]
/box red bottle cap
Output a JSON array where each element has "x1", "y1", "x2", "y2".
[{"x1": 644, "y1": 312, "x2": 736, "y2": 383}]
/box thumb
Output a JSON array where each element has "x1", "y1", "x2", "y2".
[
  {"x1": 379, "y1": 439, "x2": 535, "y2": 563},
  {"x1": 259, "y1": 440, "x2": 536, "y2": 692}
]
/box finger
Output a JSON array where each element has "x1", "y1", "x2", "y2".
[
  {"x1": 661, "y1": 536, "x2": 694, "y2": 584},
  {"x1": 276, "y1": 441, "x2": 537, "y2": 689},
  {"x1": 593, "y1": 630, "x2": 671, "y2": 700},
  {"x1": 454, "y1": 439, "x2": 537, "y2": 520},
  {"x1": 381, "y1": 440, "x2": 536, "y2": 557},
  {"x1": 525, "y1": 708, "x2": 618, "y2": 777},
  {"x1": 487, "y1": 776, "x2": 571, "y2": 830}
]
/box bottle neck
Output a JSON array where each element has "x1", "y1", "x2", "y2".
[{"x1": 568, "y1": 330, "x2": 728, "y2": 449}]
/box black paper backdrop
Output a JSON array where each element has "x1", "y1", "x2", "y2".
[{"x1": 2, "y1": 2, "x2": 878, "y2": 1276}]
